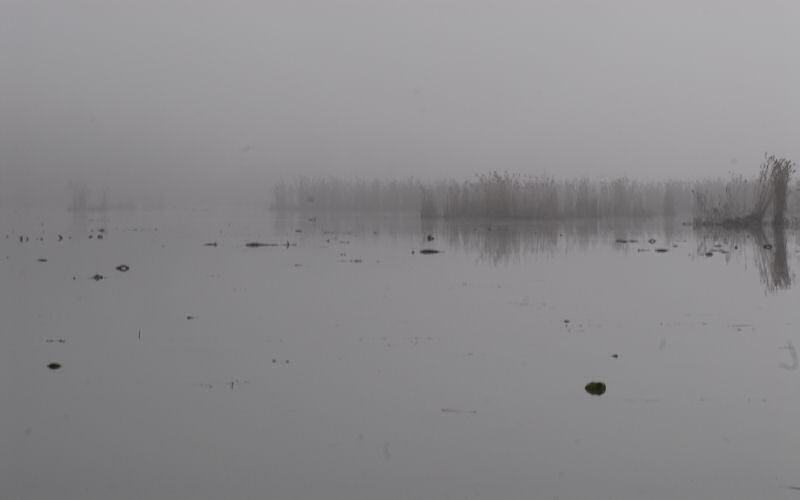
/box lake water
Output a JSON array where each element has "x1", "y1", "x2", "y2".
[{"x1": 3, "y1": 208, "x2": 800, "y2": 500}]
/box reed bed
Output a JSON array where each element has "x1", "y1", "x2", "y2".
[{"x1": 271, "y1": 156, "x2": 795, "y2": 223}]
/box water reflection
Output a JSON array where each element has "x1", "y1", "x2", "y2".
[
  {"x1": 434, "y1": 218, "x2": 793, "y2": 293},
  {"x1": 271, "y1": 212, "x2": 794, "y2": 294},
  {"x1": 695, "y1": 224, "x2": 792, "y2": 293}
]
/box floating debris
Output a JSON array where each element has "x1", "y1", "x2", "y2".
[
  {"x1": 615, "y1": 239, "x2": 628, "y2": 244},
  {"x1": 655, "y1": 248, "x2": 669, "y2": 253},
  {"x1": 611, "y1": 354, "x2": 619, "y2": 359},
  {"x1": 38, "y1": 258, "x2": 48, "y2": 262},
  {"x1": 186, "y1": 315, "x2": 195, "y2": 320},
  {"x1": 115, "y1": 265, "x2": 130, "y2": 272},
  {"x1": 245, "y1": 242, "x2": 280, "y2": 248},
  {"x1": 763, "y1": 243, "x2": 773, "y2": 250},
  {"x1": 419, "y1": 249, "x2": 440, "y2": 255},
  {"x1": 227, "y1": 378, "x2": 249, "y2": 389},
  {"x1": 704, "y1": 252, "x2": 714, "y2": 257},
  {"x1": 426, "y1": 234, "x2": 435, "y2": 241},
  {"x1": 47, "y1": 362, "x2": 61, "y2": 370},
  {"x1": 91, "y1": 274, "x2": 104, "y2": 281},
  {"x1": 203, "y1": 242, "x2": 218, "y2": 247},
  {"x1": 441, "y1": 408, "x2": 477, "y2": 414},
  {"x1": 45, "y1": 338, "x2": 66, "y2": 343},
  {"x1": 585, "y1": 381, "x2": 607, "y2": 396},
  {"x1": 246, "y1": 241, "x2": 296, "y2": 248},
  {"x1": 648, "y1": 238, "x2": 656, "y2": 244}
]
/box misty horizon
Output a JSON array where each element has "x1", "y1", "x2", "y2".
[{"x1": 2, "y1": 2, "x2": 799, "y2": 208}]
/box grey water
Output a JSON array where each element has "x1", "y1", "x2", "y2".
[{"x1": 3, "y1": 208, "x2": 800, "y2": 500}]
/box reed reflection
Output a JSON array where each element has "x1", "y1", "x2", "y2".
[{"x1": 695, "y1": 224, "x2": 791, "y2": 293}]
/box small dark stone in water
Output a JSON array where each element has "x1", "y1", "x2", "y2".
[
  {"x1": 58, "y1": 234, "x2": 63, "y2": 241},
  {"x1": 763, "y1": 243, "x2": 773, "y2": 250},
  {"x1": 97, "y1": 234, "x2": 103, "y2": 240},
  {"x1": 204, "y1": 242, "x2": 218, "y2": 247},
  {"x1": 187, "y1": 315, "x2": 195, "y2": 320},
  {"x1": 615, "y1": 239, "x2": 628, "y2": 244},
  {"x1": 419, "y1": 249, "x2": 440, "y2": 255},
  {"x1": 47, "y1": 362, "x2": 61, "y2": 370},
  {"x1": 705, "y1": 252, "x2": 714, "y2": 257},
  {"x1": 655, "y1": 248, "x2": 668, "y2": 253},
  {"x1": 91, "y1": 274, "x2": 104, "y2": 281},
  {"x1": 426, "y1": 234, "x2": 435, "y2": 241},
  {"x1": 585, "y1": 381, "x2": 606, "y2": 396},
  {"x1": 611, "y1": 354, "x2": 619, "y2": 359},
  {"x1": 116, "y1": 265, "x2": 130, "y2": 272},
  {"x1": 648, "y1": 238, "x2": 656, "y2": 244},
  {"x1": 38, "y1": 258, "x2": 48, "y2": 262}
]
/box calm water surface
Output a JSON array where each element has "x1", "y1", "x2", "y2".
[{"x1": 3, "y1": 209, "x2": 800, "y2": 500}]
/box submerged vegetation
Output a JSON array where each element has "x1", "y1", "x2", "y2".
[{"x1": 271, "y1": 154, "x2": 797, "y2": 224}]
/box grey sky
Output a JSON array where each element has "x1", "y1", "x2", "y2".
[{"x1": 2, "y1": 1, "x2": 799, "y2": 203}]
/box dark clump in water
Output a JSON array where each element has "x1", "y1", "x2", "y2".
[
  {"x1": 419, "y1": 249, "x2": 440, "y2": 255},
  {"x1": 116, "y1": 265, "x2": 130, "y2": 272},
  {"x1": 585, "y1": 381, "x2": 607, "y2": 396},
  {"x1": 38, "y1": 258, "x2": 48, "y2": 262},
  {"x1": 705, "y1": 252, "x2": 714, "y2": 257},
  {"x1": 763, "y1": 243, "x2": 773, "y2": 250},
  {"x1": 47, "y1": 362, "x2": 61, "y2": 370},
  {"x1": 655, "y1": 248, "x2": 668, "y2": 253},
  {"x1": 91, "y1": 274, "x2": 104, "y2": 281}
]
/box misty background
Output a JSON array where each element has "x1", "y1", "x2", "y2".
[{"x1": 2, "y1": 1, "x2": 798, "y2": 208}]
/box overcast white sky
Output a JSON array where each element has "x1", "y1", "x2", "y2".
[{"x1": 1, "y1": 1, "x2": 798, "y2": 203}]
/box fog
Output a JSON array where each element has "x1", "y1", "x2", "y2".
[{"x1": 2, "y1": 1, "x2": 799, "y2": 207}]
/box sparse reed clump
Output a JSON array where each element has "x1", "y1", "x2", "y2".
[{"x1": 692, "y1": 154, "x2": 796, "y2": 227}]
